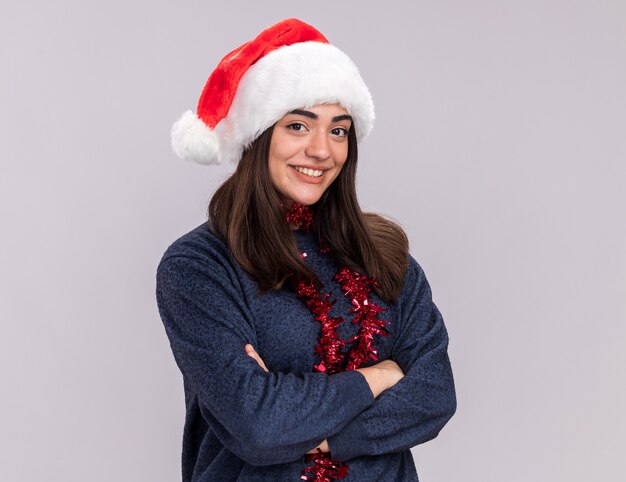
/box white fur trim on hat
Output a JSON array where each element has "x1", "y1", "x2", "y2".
[
  {"x1": 217, "y1": 41, "x2": 375, "y2": 165},
  {"x1": 171, "y1": 41, "x2": 374, "y2": 165}
]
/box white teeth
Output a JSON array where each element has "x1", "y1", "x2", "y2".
[{"x1": 294, "y1": 166, "x2": 323, "y2": 177}]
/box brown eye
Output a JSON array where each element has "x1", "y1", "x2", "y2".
[
  {"x1": 331, "y1": 127, "x2": 348, "y2": 137},
  {"x1": 287, "y1": 122, "x2": 307, "y2": 132}
]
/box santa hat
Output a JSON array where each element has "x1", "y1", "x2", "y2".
[{"x1": 171, "y1": 18, "x2": 375, "y2": 165}]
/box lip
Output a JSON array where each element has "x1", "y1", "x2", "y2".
[
  {"x1": 289, "y1": 164, "x2": 330, "y2": 171},
  {"x1": 290, "y1": 165, "x2": 327, "y2": 184}
]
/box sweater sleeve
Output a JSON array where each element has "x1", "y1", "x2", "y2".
[
  {"x1": 156, "y1": 251, "x2": 375, "y2": 466},
  {"x1": 326, "y1": 256, "x2": 457, "y2": 461}
]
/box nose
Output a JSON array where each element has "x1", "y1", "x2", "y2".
[{"x1": 304, "y1": 129, "x2": 331, "y2": 161}]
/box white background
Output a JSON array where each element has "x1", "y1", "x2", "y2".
[{"x1": 1, "y1": 1, "x2": 625, "y2": 480}]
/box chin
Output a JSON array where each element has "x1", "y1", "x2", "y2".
[{"x1": 286, "y1": 191, "x2": 325, "y2": 207}]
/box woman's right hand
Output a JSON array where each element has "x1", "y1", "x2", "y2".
[{"x1": 356, "y1": 360, "x2": 404, "y2": 398}]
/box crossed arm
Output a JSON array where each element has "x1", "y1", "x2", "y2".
[
  {"x1": 324, "y1": 257, "x2": 456, "y2": 460},
  {"x1": 243, "y1": 255, "x2": 456, "y2": 460},
  {"x1": 244, "y1": 343, "x2": 406, "y2": 454},
  {"x1": 157, "y1": 250, "x2": 456, "y2": 465}
]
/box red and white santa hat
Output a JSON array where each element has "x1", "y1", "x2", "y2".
[{"x1": 171, "y1": 18, "x2": 375, "y2": 165}]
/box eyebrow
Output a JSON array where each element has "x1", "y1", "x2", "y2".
[{"x1": 288, "y1": 109, "x2": 353, "y2": 123}]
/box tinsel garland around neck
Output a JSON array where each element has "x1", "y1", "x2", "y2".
[
  {"x1": 283, "y1": 202, "x2": 390, "y2": 482},
  {"x1": 284, "y1": 201, "x2": 315, "y2": 231}
]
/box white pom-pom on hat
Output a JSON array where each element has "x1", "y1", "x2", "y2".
[{"x1": 171, "y1": 110, "x2": 221, "y2": 165}]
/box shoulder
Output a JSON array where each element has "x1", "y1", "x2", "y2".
[
  {"x1": 364, "y1": 212, "x2": 408, "y2": 250},
  {"x1": 399, "y1": 253, "x2": 434, "y2": 305},
  {"x1": 405, "y1": 254, "x2": 426, "y2": 283},
  {"x1": 157, "y1": 222, "x2": 236, "y2": 285},
  {"x1": 160, "y1": 222, "x2": 228, "y2": 261}
]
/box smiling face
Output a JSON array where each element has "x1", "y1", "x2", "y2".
[{"x1": 268, "y1": 103, "x2": 352, "y2": 208}]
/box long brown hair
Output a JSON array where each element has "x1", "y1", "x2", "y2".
[{"x1": 208, "y1": 124, "x2": 409, "y2": 304}]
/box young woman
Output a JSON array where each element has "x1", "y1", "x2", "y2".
[{"x1": 157, "y1": 18, "x2": 456, "y2": 482}]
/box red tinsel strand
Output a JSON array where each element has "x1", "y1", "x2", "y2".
[
  {"x1": 290, "y1": 202, "x2": 390, "y2": 480},
  {"x1": 297, "y1": 267, "x2": 390, "y2": 478},
  {"x1": 301, "y1": 452, "x2": 349, "y2": 481},
  {"x1": 295, "y1": 278, "x2": 345, "y2": 373},
  {"x1": 335, "y1": 268, "x2": 390, "y2": 372},
  {"x1": 284, "y1": 201, "x2": 314, "y2": 230}
]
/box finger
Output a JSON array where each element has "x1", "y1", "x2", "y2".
[
  {"x1": 253, "y1": 353, "x2": 269, "y2": 372},
  {"x1": 244, "y1": 344, "x2": 269, "y2": 372},
  {"x1": 251, "y1": 355, "x2": 269, "y2": 372}
]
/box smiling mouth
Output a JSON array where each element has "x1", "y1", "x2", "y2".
[{"x1": 291, "y1": 166, "x2": 325, "y2": 178}]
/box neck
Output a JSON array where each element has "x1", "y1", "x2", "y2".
[{"x1": 283, "y1": 201, "x2": 314, "y2": 231}]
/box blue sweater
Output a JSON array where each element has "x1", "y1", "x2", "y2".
[{"x1": 156, "y1": 223, "x2": 456, "y2": 481}]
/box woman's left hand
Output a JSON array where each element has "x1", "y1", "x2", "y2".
[{"x1": 244, "y1": 344, "x2": 330, "y2": 454}]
